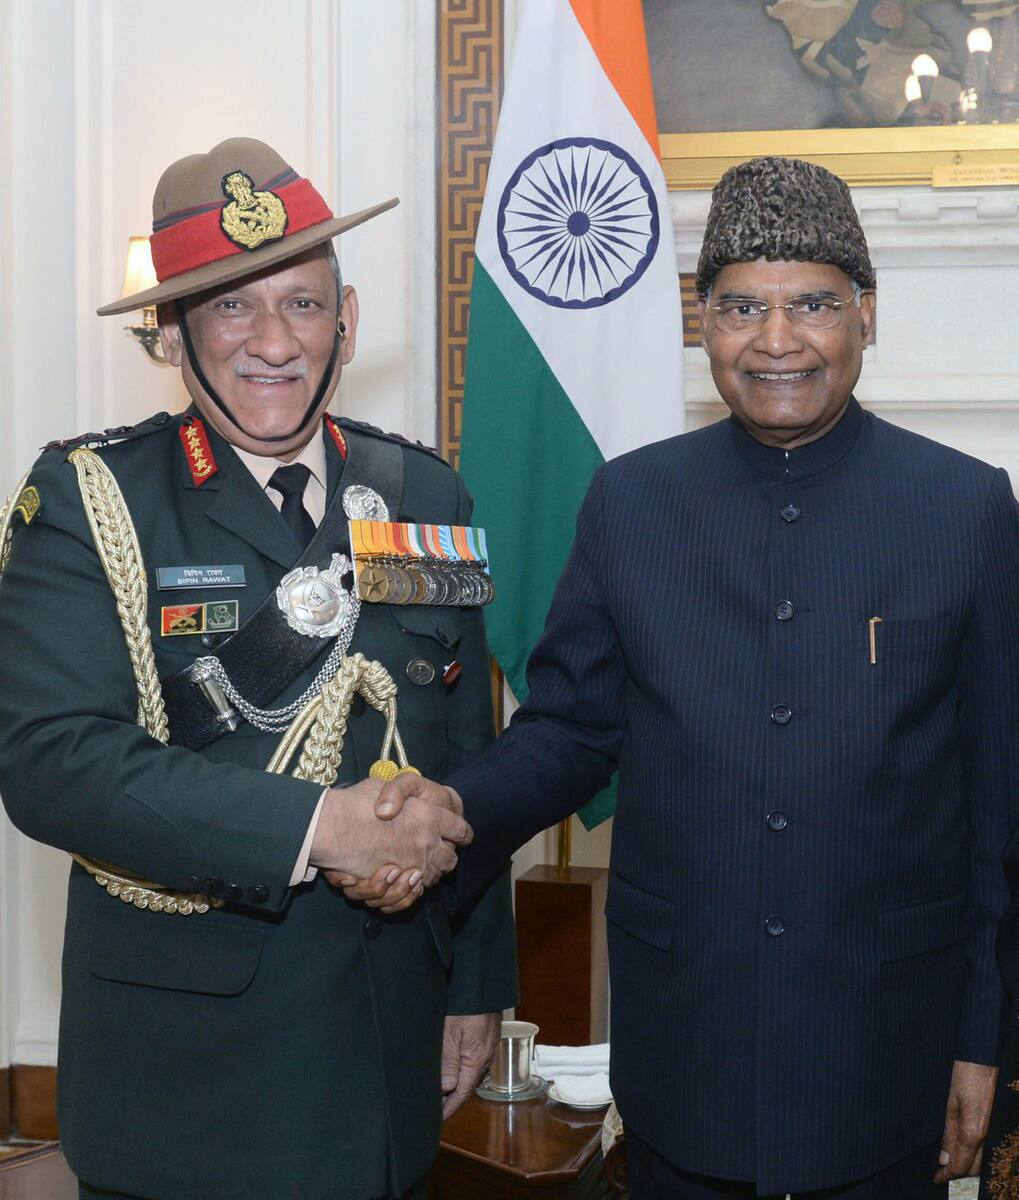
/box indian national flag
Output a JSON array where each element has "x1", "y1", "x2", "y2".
[{"x1": 460, "y1": 0, "x2": 684, "y2": 826}]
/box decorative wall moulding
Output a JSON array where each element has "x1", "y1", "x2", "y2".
[{"x1": 670, "y1": 187, "x2": 1019, "y2": 272}]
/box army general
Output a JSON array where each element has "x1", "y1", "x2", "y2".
[{"x1": 0, "y1": 137, "x2": 516, "y2": 1200}]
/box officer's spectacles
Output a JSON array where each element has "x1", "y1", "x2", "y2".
[{"x1": 708, "y1": 285, "x2": 862, "y2": 333}]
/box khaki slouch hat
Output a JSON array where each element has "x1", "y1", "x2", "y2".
[{"x1": 99, "y1": 137, "x2": 397, "y2": 315}]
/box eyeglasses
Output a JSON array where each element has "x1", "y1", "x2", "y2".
[{"x1": 707, "y1": 287, "x2": 862, "y2": 333}]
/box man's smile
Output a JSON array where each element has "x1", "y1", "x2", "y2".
[{"x1": 746, "y1": 369, "x2": 819, "y2": 382}]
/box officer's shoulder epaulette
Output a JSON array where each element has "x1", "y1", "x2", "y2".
[
  {"x1": 337, "y1": 417, "x2": 452, "y2": 469},
  {"x1": 42, "y1": 411, "x2": 175, "y2": 454}
]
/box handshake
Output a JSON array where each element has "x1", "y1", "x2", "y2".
[{"x1": 308, "y1": 774, "x2": 468, "y2": 912}]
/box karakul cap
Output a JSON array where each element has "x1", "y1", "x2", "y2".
[{"x1": 696, "y1": 156, "x2": 875, "y2": 296}]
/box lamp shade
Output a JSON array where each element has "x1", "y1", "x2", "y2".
[{"x1": 120, "y1": 237, "x2": 158, "y2": 305}]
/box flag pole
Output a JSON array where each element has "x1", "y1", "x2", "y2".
[{"x1": 556, "y1": 817, "x2": 572, "y2": 871}]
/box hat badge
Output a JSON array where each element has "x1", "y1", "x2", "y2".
[{"x1": 220, "y1": 170, "x2": 288, "y2": 251}]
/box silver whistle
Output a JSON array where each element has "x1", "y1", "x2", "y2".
[{"x1": 189, "y1": 661, "x2": 240, "y2": 733}]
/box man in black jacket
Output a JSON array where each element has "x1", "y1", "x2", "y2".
[{"x1": 354, "y1": 158, "x2": 1019, "y2": 1198}]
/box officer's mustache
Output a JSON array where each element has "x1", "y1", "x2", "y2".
[{"x1": 234, "y1": 358, "x2": 310, "y2": 381}]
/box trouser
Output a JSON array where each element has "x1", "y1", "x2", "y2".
[
  {"x1": 625, "y1": 1130, "x2": 948, "y2": 1199},
  {"x1": 78, "y1": 1177, "x2": 429, "y2": 1200}
]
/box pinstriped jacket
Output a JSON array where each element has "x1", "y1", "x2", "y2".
[{"x1": 450, "y1": 397, "x2": 1019, "y2": 1194}]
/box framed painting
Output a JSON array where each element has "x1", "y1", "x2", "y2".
[{"x1": 647, "y1": 0, "x2": 1019, "y2": 188}]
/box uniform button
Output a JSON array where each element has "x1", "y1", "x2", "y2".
[
  {"x1": 767, "y1": 810, "x2": 788, "y2": 831},
  {"x1": 775, "y1": 600, "x2": 795, "y2": 621},
  {"x1": 201, "y1": 633, "x2": 221, "y2": 649},
  {"x1": 183, "y1": 874, "x2": 200, "y2": 891},
  {"x1": 247, "y1": 885, "x2": 269, "y2": 904},
  {"x1": 364, "y1": 917, "x2": 383, "y2": 940},
  {"x1": 203, "y1": 876, "x2": 224, "y2": 897},
  {"x1": 154, "y1": 412, "x2": 170, "y2": 426},
  {"x1": 406, "y1": 658, "x2": 436, "y2": 686},
  {"x1": 222, "y1": 883, "x2": 244, "y2": 901},
  {"x1": 770, "y1": 704, "x2": 792, "y2": 725},
  {"x1": 780, "y1": 504, "x2": 800, "y2": 523},
  {"x1": 766, "y1": 916, "x2": 785, "y2": 937}
]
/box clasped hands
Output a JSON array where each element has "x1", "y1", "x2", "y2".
[{"x1": 309, "y1": 773, "x2": 467, "y2": 911}]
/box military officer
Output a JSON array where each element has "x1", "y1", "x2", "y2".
[
  {"x1": 0, "y1": 137, "x2": 516, "y2": 1200},
  {"x1": 359, "y1": 157, "x2": 1019, "y2": 1198}
]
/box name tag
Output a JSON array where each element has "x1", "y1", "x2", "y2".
[{"x1": 157, "y1": 565, "x2": 246, "y2": 590}]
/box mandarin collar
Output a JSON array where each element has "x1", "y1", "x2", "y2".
[{"x1": 727, "y1": 395, "x2": 865, "y2": 483}]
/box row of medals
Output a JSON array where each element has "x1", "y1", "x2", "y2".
[{"x1": 356, "y1": 556, "x2": 494, "y2": 607}]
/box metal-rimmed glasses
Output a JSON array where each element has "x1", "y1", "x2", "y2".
[{"x1": 707, "y1": 284, "x2": 863, "y2": 333}]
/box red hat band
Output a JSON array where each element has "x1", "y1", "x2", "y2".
[{"x1": 149, "y1": 167, "x2": 333, "y2": 283}]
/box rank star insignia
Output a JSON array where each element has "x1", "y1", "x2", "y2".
[
  {"x1": 324, "y1": 414, "x2": 348, "y2": 461},
  {"x1": 178, "y1": 417, "x2": 218, "y2": 486},
  {"x1": 220, "y1": 170, "x2": 288, "y2": 251}
]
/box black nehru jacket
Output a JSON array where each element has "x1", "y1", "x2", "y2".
[{"x1": 448, "y1": 397, "x2": 1019, "y2": 1194}]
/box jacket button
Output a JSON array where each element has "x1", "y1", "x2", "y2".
[
  {"x1": 203, "y1": 876, "x2": 224, "y2": 897},
  {"x1": 153, "y1": 412, "x2": 170, "y2": 426},
  {"x1": 780, "y1": 504, "x2": 800, "y2": 523},
  {"x1": 770, "y1": 704, "x2": 792, "y2": 725},
  {"x1": 247, "y1": 885, "x2": 269, "y2": 904},
  {"x1": 222, "y1": 883, "x2": 244, "y2": 901},
  {"x1": 183, "y1": 874, "x2": 200, "y2": 891},
  {"x1": 766, "y1": 916, "x2": 785, "y2": 937},
  {"x1": 767, "y1": 810, "x2": 788, "y2": 831},
  {"x1": 775, "y1": 600, "x2": 795, "y2": 621},
  {"x1": 365, "y1": 917, "x2": 383, "y2": 940},
  {"x1": 201, "y1": 633, "x2": 222, "y2": 649},
  {"x1": 406, "y1": 658, "x2": 436, "y2": 686}
]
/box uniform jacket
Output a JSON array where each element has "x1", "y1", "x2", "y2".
[
  {"x1": 449, "y1": 398, "x2": 1019, "y2": 1194},
  {"x1": 0, "y1": 410, "x2": 517, "y2": 1200}
]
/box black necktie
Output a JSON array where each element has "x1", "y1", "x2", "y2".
[{"x1": 268, "y1": 463, "x2": 316, "y2": 548}]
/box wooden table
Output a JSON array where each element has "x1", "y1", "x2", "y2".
[
  {"x1": 0, "y1": 1144, "x2": 77, "y2": 1200},
  {"x1": 430, "y1": 1090, "x2": 613, "y2": 1199}
]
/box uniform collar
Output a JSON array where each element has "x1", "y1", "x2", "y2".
[
  {"x1": 232, "y1": 430, "x2": 327, "y2": 494},
  {"x1": 727, "y1": 395, "x2": 865, "y2": 482}
]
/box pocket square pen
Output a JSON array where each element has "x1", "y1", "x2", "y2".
[{"x1": 868, "y1": 617, "x2": 883, "y2": 665}]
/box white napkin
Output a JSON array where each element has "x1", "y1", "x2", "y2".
[
  {"x1": 534, "y1": 1043, "x2": 610, "y2": 1077},
  {"x1": 552, "y1": 1072, "x2": 613, "y2": 1105}
]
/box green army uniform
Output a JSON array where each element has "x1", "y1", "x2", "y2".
[{"x1": 0, "y1": 410, "x2": 516, "y2": 1200}]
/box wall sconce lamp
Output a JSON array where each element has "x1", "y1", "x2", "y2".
[{"x1": 120, "y1": 237, "x2": 166, "y2": 364}]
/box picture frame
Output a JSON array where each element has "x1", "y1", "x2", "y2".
[
  {"x1": 660, "y1": 124, "x2": 1019, "y2": 190},
  {"x1": 646, "y1": 0, "x2": 1019, "y2": 190}
]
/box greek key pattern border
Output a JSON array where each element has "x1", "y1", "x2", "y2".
[{"x1": 436, "y1": 0, "x2": 503, "y2": 467}]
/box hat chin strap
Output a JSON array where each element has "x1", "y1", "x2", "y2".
[{"x1": 175, "y1": 300, "x2": 341, "y2": 447}]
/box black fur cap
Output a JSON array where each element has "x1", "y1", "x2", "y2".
[{"x1": 696, "y1": 157, "x2": 876, "y2": 296}]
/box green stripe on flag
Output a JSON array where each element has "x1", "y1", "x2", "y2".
[{"x1": 461, "y1": 260, "x2": 615, "y2": 829}]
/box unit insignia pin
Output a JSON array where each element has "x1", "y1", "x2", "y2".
[
  {"x1": 13, "y1": 486, "x2": 41, "y2": 525},
  {"x1": 343, "y1": 485, "x2": 389, "y2": 523},
  {"x1": 220, "y1": 171, "x2": 288, "y2": 251},
  {"x1": 276, "y1": 552, "x2": 355, "y2": 638}
]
